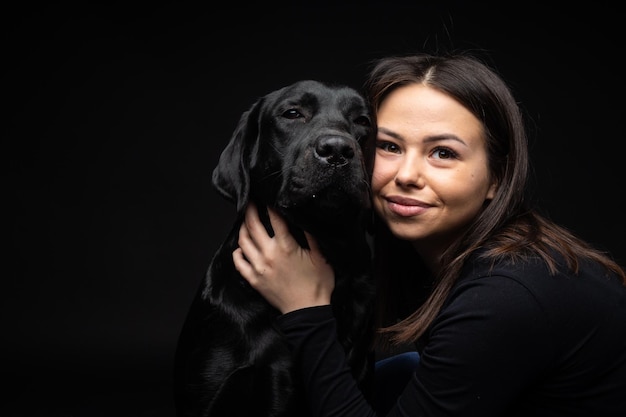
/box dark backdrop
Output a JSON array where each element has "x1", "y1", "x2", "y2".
[{"x1": 6, "y1": 2, "x2": 625, "y2": 416}]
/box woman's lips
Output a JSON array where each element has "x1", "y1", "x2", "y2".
[{"x1": 385, "y1": 196, "x2": 431, "y2": 217}]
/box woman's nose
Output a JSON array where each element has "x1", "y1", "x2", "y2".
[{"x1": 394, "y1": 155, "x2": 424, "y2": 188}]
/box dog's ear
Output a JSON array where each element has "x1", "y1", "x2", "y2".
[{"x1": 211, "y1": 98, "x2": 263, "y2": 212}]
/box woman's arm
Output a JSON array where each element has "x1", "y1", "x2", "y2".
[{"x1": 277, "y1": 305, "x2": 379, "y2": 417}]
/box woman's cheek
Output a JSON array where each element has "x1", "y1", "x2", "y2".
[{"x1": 370, "y1": 169, "x2": 388, "y2": 194}]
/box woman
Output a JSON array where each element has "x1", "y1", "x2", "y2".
[{"x1": 232, "y1": 53, "x2": 626, "y2": 416}]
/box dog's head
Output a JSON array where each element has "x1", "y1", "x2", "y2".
[{"x1": 212, "y1": 80, "x2": 375, "y2": 231}]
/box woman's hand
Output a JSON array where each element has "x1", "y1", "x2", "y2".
[{"x1": 232, "y1": 203, "x2": 335, "y2": 314}]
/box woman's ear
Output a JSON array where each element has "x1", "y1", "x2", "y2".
[{"x1": 486, "y1": 180, "x2": 498, "y2": 200}]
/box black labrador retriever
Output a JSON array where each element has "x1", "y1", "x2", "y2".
[{"x1": 174, "y1": 80, "x2": 376, "y2": 417}]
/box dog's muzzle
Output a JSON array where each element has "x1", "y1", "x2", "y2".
[{"x1": 314, "y1": 135, "x2": 357, "y2": 167}]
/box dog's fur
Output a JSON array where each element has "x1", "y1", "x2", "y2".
[{"x1": 174, "y1": 80, "x2": 376, "y2": 417}]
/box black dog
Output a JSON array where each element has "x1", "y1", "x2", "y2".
[{"x1": 174, "y1": 80, "x2": 376, "y2": 417}]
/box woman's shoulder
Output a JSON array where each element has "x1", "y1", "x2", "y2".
[
  {"x1": 453, "y1": 249, "x2": 626, "y2": 321},
  {"x1": 464, "y1": 248, "x2": 622, "y2": 284}
]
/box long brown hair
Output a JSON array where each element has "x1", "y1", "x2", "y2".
[{"x1": 365, "y1": 53, "x2": 626, "y2": 348}]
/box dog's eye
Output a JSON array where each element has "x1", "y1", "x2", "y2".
[
  {"x1": 354, "y1": 115, "x2": 371, "y2": 127},
  {"x1": 282, "y1": 109, "x2": 304, "y2": 119}
]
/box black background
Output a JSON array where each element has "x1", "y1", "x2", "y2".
[{"x1": 6, "y1": 2, "x2": 625, "y2": 416}]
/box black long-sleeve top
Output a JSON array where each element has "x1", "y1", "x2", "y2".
[{"x1": 276, "y1": 253, "x2": 626, "y2": 416}]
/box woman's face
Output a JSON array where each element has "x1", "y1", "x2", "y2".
[{"x1": 371, "y1": 83, "x2": 497, "y2": 259}]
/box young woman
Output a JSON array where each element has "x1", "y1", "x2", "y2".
[{"x1": 232, "y1": 53, "x2": 626, "y2": 416}]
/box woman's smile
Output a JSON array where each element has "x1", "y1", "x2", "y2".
[{"x1": 385, "y1": 195, "x2": 432, "y2": 217}]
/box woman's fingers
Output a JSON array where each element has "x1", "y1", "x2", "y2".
[
  {"x1": 233, "y1": 246, "x2": 255, "y2": 282},
  {"x1": 237, "y1": 204, "x2": 283, "y2": 281},
  {"x1": 242, "y1": 203, "x2": 267, "y2": 246},
  {"x1": 267, "y1": 206, "x2": 291, "y2": 243},
  {"x1": 303, "y1": 230, "x2": 320, "y2": 254}
]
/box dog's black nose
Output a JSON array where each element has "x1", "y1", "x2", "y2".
[{"x1": 315, "y1": 136, "x2": 355, "y2": 166}]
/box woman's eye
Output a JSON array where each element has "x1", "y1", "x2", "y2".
[
  {"x1": 377, "y1": 141, "x2": 400, "y2": 153},
  {"x1": 432, "y1": 147, "x2": 457, "y2": 159}
]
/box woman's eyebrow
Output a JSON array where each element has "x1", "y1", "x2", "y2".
[
  {"x1": 378, "y1": 127, "x2": 468, "y2": 147},
  {"x1": 423, "y1": 134, "x2": 468, "y2": 147},
  {"x1": 377, "y1": 127, "x2": 404, "y2": 140}
]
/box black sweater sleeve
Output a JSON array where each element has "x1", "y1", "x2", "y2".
[{"x1": 276, "y1": 305, "x2": 379, "y2": 417}]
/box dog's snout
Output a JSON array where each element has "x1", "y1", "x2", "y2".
[{"x1": 315, "y1": 136, "x2": 355, "y2": 166}]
